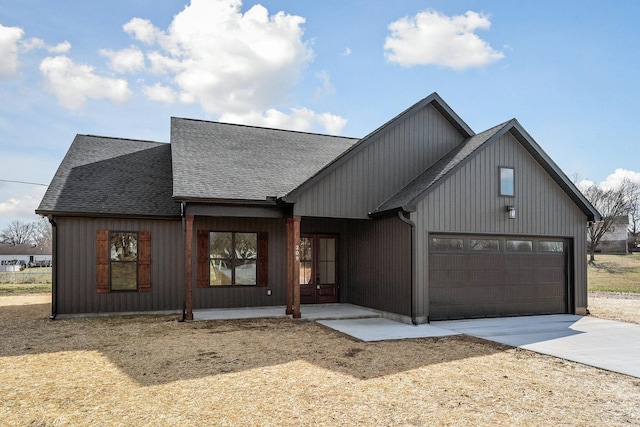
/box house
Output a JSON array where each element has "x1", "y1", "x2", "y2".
[
  {"x1": 588, "y1": 215, "x2": 629, "y2": 254},
  {"x1": 0, "y1": 244, "x2": 52, "y2": 271},
  {"x1": 36, "y1": 93, "x2": 600, "y2": 322}
]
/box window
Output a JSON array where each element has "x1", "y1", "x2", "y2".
[
  {"x1": 209, "y1": 232, "x2": 257, "y2": 286},
  {"x1": 500, "y1": 167, "x2": 515, "y2": 196},
  {"x1": 506, "y1": 240, "x2": 533, "y2": 252},
  {"x1": 470, "y1": 239, "x2": 500, "y2": 251},
  {"x1": 96, "y1": 230, "x2": 151, "y2": 293},
  {"x1": 110, "y1": 232, "x2": 138, "y2": 291},
  {"x1": 431, "y1": 237, "x2": 463, "y2": 251},
  {"x1": 539, "y1": 241, "x2": 564, "y2": 252},
  {"x1": 197, "y1": 230, "x2": 267, "y2": 288}
]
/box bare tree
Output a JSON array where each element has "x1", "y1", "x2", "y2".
[
  {"x1": 32, "y1": 218, "x2": 53, "y2": 248},
  {"x1": 629, "y1": 190, "x2": 640, "y2": 252},
  {"x1": 0, "y1": 220, "x2": 35, "y2": 245},
  {"x1": 582, "y1": 179, "x2": 639, "y2": 263}
]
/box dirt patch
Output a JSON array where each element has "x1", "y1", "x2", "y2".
[
  {"x1": 1, "y1": 293, "x2": 639, "y2": 426},
  {"x1": 589, "y1": 292, "x2": 640, "y2": 324}
]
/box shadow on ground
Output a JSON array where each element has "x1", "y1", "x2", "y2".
[{"x1": 0, "y1": 298, "x2": 509, "y2": 387}]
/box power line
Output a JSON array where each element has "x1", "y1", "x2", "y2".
[{"x1": 0, "y1": 179, "x2": 48, "y2": 187}]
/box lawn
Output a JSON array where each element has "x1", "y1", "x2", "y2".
[
  {"x1": 588, "y1": 253, "x2": 640, "y2": 293},
  {"x1": 1, "y1": 294, "x2": 639, "y2": 426}
]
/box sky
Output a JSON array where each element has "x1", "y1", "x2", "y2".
[{"x1": 1, "y1": 0, "x2": 640, "y2": 231}]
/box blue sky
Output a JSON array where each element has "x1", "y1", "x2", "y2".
[{"x1": 1, "y1": 0, "x2": 639, "y2": 230}]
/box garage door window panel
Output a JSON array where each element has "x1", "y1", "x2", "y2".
[
  {"x1": 431, "y1": 237, "x2": 463, "y2": 251},
  {"x1": 506, "y1": 240, "x2": 533, "y2": 252}
]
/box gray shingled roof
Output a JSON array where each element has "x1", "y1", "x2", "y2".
[
  {"x1": 0, "y1": 244, "x2": 52, "y2": 256},
  {"x1": 373, "y1": 121, "x2": 510, "y2": 214},
  {"x1": 37, "y1": 135, "x2": 180, "y2": 217},
  {"x1": 171, "y1": 118, "x2": 357, "y2": 201}
]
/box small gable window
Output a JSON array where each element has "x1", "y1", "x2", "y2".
[{"x1": 500, "y1": 167, "x2": 515, "y2": 197}]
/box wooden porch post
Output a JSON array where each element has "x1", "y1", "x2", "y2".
[
  {"x1": 184, "y1": 214, "x2": 194, "y2": 321},
  {"x1": 286, "y1": 216, "x2": 301, "y2": 318}
]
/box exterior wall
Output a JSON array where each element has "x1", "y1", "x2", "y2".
[
  {"x1": 192, "y1": 216, "x2": 287, "y2": 309},
  {"x1": 294, "y1": 104, "x2": 466, "y2": 219},
  {"x1": 413, "y1": 131, "x2": 590, "y2": 319},
  {"x1": 302, "y1": 217, "x2": 411, "y2": 317},
  {"x1": 55, "y1": 216, "x2": 184, "y2": 314}
]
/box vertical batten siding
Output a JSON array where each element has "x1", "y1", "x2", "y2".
[
  {"x1": 192, "y1": 217, "x2": 287, "y2": 309},
  {"x1": 300, "y1": 217, "x2": 411, "y2": 317},
  {"x1": 294, "y1": 104, "x2": 466, "y2": 218},
  {"x1": 414, "y1": 132, "x2": 590, "y2": 318},
  {"x1": 345, "y1": 217, "x2": 412, "y2": 316},
  {"x1": 56, "y1": 217, "x2": 183, "y2": 315}
]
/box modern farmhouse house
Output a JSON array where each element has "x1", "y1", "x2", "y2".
[{"x1": 37, "y1": 93, "x2": 600, "y2": 322}]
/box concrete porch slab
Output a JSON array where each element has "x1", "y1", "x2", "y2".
[
  {"x1": 193, "y1": 303, "x2": 381, "y2": 321},
  {"x1": 318, "y1": 317, "x2": 460, "y2": 342}
]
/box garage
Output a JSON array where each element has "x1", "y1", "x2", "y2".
[{"x1": 429, "y1": 234, "x2": 570, "y2": 321}]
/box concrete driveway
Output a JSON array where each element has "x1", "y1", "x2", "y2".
[
  {"x1": 319, "y1": 313, "x2": 640, "y2": 378},
  {"x1": 434, "y1": 315, "x2": 640, "y2": 379}
]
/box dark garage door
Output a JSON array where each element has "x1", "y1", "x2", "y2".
[{"x1": 429, "y1": 235, "x2": 569, "y2": 320}]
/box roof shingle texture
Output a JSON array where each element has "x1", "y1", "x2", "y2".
[
  {"x1": 171, "y1": 118, "x2": 357, "y2": 201},
  {"x1": 37, "y1": 135, "x2": 180, "y2": 217}
]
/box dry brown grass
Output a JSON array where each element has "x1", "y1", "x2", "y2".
[
  {"x1": 589, "y1": 291, "x2": 640, "y2": 324},
  {"x1": 1, "y1": 294, "x2": 639, "y2": 426}
]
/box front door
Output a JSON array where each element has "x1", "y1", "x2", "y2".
[{"x1": 299, "y1": 235, "x2": 338, "y2": 304}]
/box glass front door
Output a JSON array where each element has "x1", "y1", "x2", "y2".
[{"x1": 299, "y1": 235, "x2": 338, "y2": 304}]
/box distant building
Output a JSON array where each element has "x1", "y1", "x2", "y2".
[
  {"x1": 588, "y1": 215, "x2": 629, "y2": 254},
  {"x1": 0, "y1": 244, "x2": 52, "y2": 271}
]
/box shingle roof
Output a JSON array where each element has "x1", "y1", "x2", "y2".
[
  {"x1": 372, "y1": 121, "x2": 510, "y2": 214},
  {"x1": 36, "y1": 135, "x2": 180, "y2": 217},
  {"x1": 171, "y1": 118, "x2": 357, "y2": 201},
  {"x1": 0, "y1": 244, "x2": 52, "y2": 256}
]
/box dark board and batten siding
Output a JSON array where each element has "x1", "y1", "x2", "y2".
[
  {"x1": 55, "y1": 217, "x2": 184, "y2": 315},
  {"x1": 294, "y1": 104, "x2": 466, "y2": 219},
  {"x1": 192, "y1": 216, "x2": 287, "y2": 309},
  {"x1": 413, "y1": 131, "x2": 589, "y2": 318},
  {"x1": 302, "y1": 217, "x2": 412, "y2": 317}
]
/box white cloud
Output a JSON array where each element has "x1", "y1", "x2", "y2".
[
  {"x1": 599, "y1": 169, "x2": 640, "y2": 191},
  {"x1": 0, "y1": 24, "x2": 24, "y2": 78},
  {"x1": 49, "y1": 41, "x2": 72, "y2": 54},
  {"x1": 126, "y1": 0, "x2": 313, "y2": 114},
  {"x1": 314, "y1": 70, "x2": 335, "y2": 99},
  {"x1": 384, "y1": 9, "x2": 504, "y2": 69},
  {"x1": 0, "y1": 186, "x2": 47, "y2": 226},
  {"x1": 21, "y1": 38, "x2": 71, "y2": 53},
  {"x1": 143, "y1": 82, "x2": 176, "y2": 103},
  {"x1": 100, "y1": 46, "x2": 145, "y2": 73},
  {"x1": 39, "y1": 55, "x2": 132, "y2": 110},
  {"x1": 219, "y1": 107, "x2": 347, "y2": 135},
  {"x1": 342, "y1": 47, "x2": 352, "y2": 56}
]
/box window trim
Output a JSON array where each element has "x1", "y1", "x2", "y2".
[
  {"x1": 96, "y1": 229, "x2": 151, "y2": 293},
  {"x1": 499, "y1": 166, "x2": 515, "y2": 197},
  {"x1": 197, "y1": 230, "x2": 268, "y2": 288},
  {"x1": 109, "y1": 231, "x2": 139, "y2": 292}
]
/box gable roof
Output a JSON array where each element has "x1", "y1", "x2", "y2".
[
  {"x1": 372, "y1": 119, "x2": 601, "y2": 222},
  {"x1": 0, "y1": 244, "x2": 52, "y2": 256},
  {"x1": 283, "y1": 92, "x2": 474, "y2": 203},
  {"x1": 36, "y1": 135, "x2": 180, "y2": 218},
  {"x1": 171, "y1": 118, "x2": 357, "y2": 202}
]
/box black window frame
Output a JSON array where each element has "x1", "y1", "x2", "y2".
[
  {"x1": 209, "y1": 231, "x2": 258, "y2": 287},
  {"x1": 499, "y1": 166, "x2": 515, "y2": 197}
]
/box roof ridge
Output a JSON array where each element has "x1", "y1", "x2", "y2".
[
  {"x1": 78, "y1": 134, "x2": 166, "y2": 145},
  {"x1": 171, "y1": 117, "x2": 359, "y2": 141}
]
